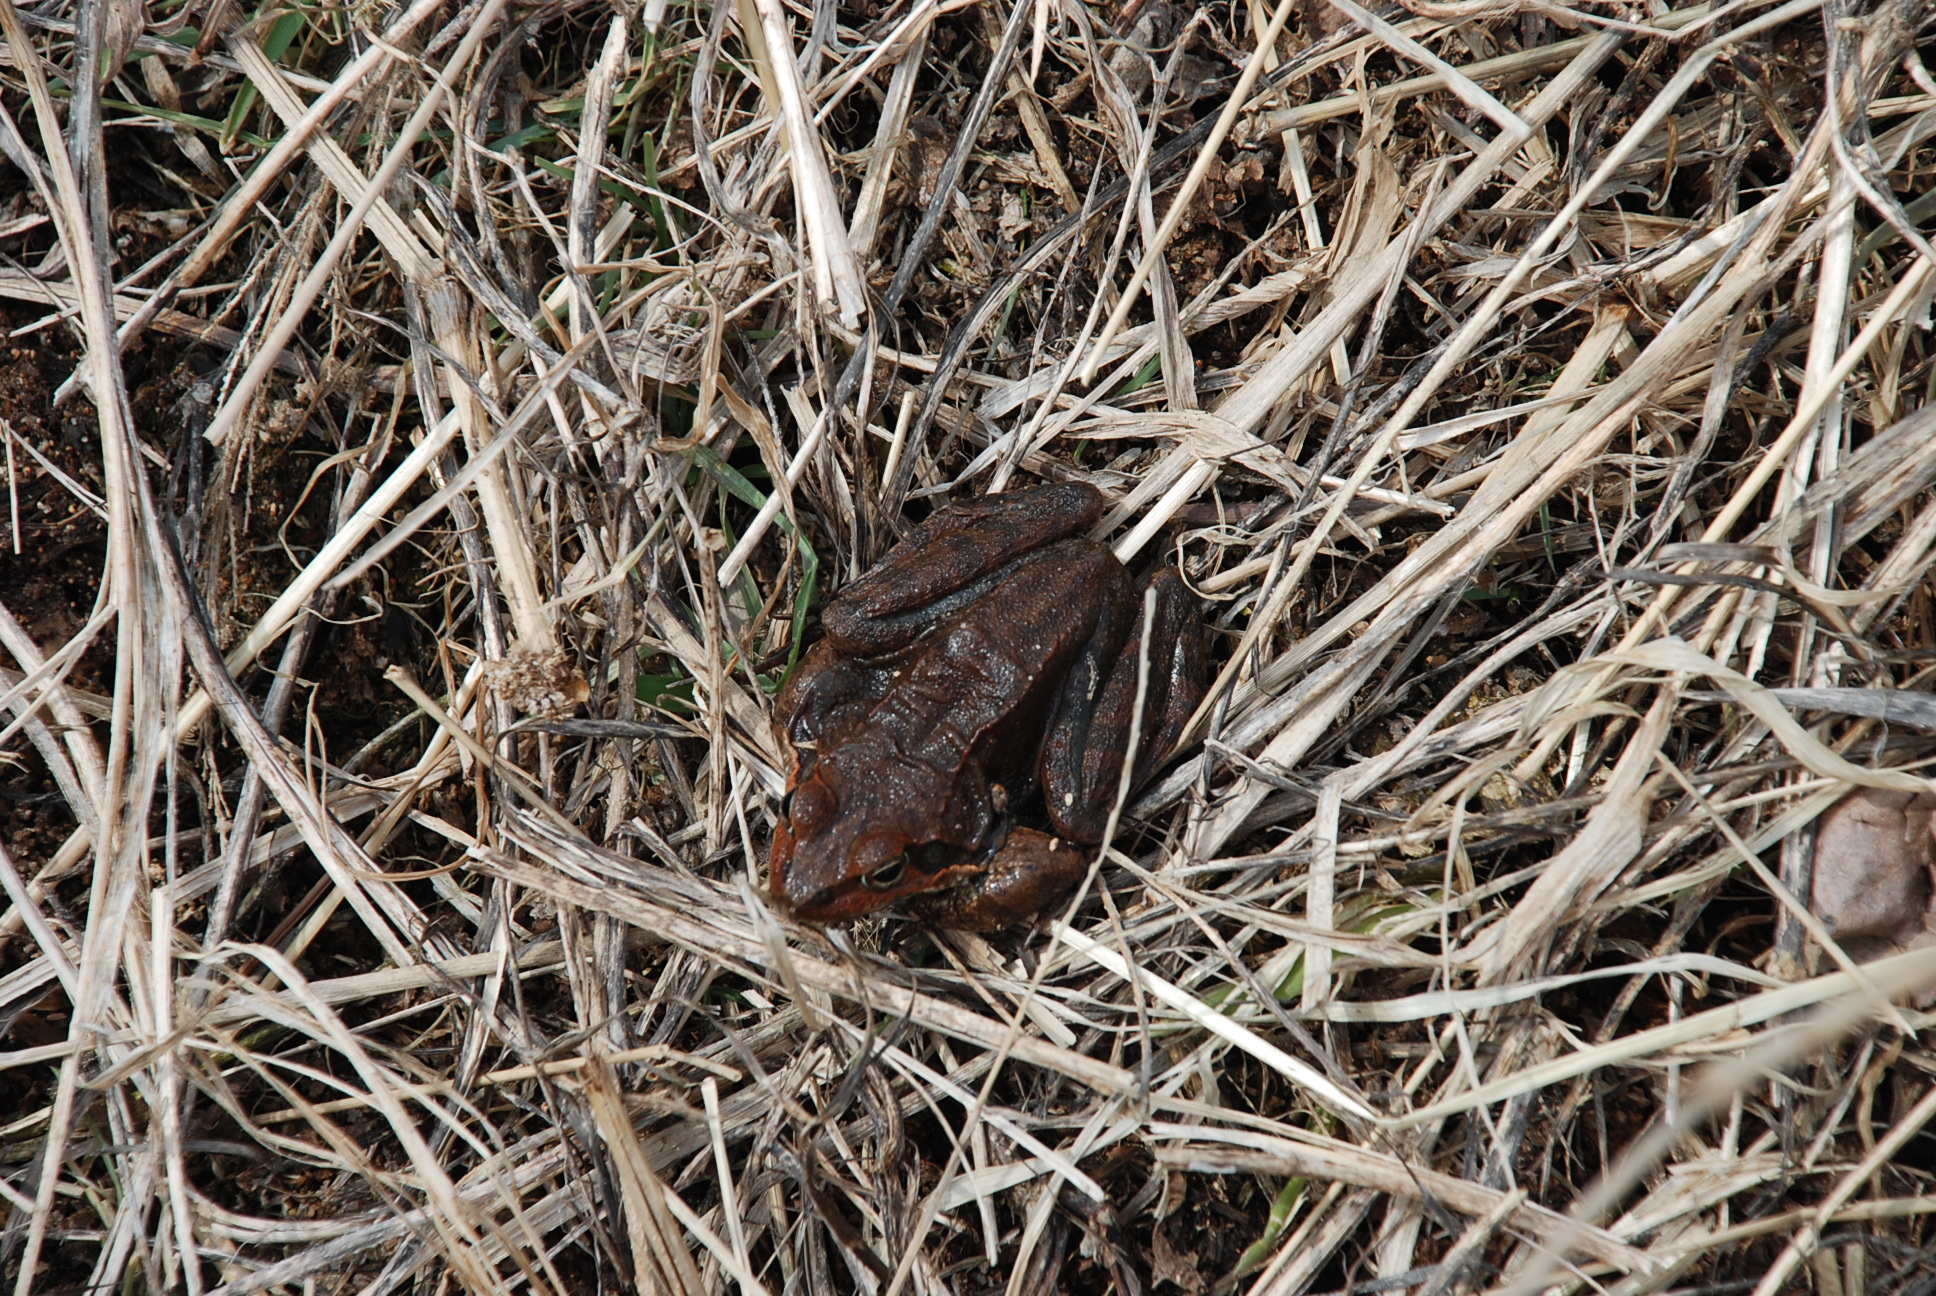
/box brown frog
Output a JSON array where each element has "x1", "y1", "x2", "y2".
[{"x1": 769, "y1": 482, "x2": 1206, "y2": 929}]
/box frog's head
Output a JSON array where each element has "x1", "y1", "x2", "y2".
[{"x1": 769, "y1": 747, "x2": 986, "y2": 922}]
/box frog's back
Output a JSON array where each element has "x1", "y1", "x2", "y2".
[{"x1": 866, "y1": 540, "x2": 1130, "y2": 779}]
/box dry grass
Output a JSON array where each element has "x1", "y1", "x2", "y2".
[{"x1": 2, "y1": 0, "x2": 1936, "y2": 1291}]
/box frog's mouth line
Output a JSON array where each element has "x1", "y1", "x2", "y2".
[{"x1": 790, "y1": 849, "x2": 986, "y2": 918}]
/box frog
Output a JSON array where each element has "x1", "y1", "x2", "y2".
[{"x1": 768, "y1": 481, "x2": 1206, "y2": 929}]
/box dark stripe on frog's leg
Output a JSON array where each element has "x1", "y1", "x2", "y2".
[
  {"x1": 1128, "y1": 567, "x2": 1208, "y2": 775},
  {"x1": 1039, "y1": 565, "x2": 1205, "y2": 843},
  {"x1": 823, "y1": 483, "x2": 1105, "y2": 658},
  {"x1": 1033, "y1": 568, "x2": 1136, "y2": 841}
]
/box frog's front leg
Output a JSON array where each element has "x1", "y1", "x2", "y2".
[
  {"x1": 773, "y1": 638, "x2": 884, "y2": 759},
  {"x1": 823, "y1": 482, "x2": 1105, "y2": 657},
  {"x1": 1040, "y1": 566, "x2": 1207, "y2": 843},
  {"x1": 901, "y1": 827, "x2": 1091, "y2": 930}
]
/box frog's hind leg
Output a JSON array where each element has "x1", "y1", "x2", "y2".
[
  {"x1": 1039, "y1": 567, "x2": 1206, "y2": 843},
  {"x1": 1124, "y1": 567, "x2": 1208, "y2": 776},
  {"x1": 823, "y1": 482, "x2": 1105, "y2": 657}
]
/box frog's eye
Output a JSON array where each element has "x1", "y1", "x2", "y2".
[
  {"x1": 785, "y1": 781, "x2": 835, "y2": 830},
  {"x1": 861, "y1": 855, "x2": 906, "y2": 891}
]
